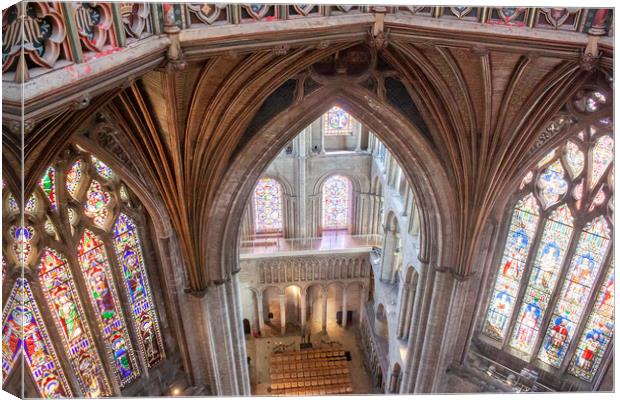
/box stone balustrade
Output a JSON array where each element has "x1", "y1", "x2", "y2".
[{"x1": 2, "y1": 4, "x2": 613, "y2": 82}]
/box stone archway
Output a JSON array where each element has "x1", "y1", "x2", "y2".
[{"x1": 205, "y1": 84, "x2": 456, "y2": 284}]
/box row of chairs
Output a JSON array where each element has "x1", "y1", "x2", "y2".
[
  {"x1": 271, "y1": 349, "x2": 345, "y2": 361},
  {"x1": 271, "y1": 367, "x2": 349, "y2": 381},
  {"x1": 270, "y1": 384, "x2": 354, "y2": 396},
  {"x1": 271, "y1": 376, "x2": 352, "y2": 390},
  {"x1": 271, "y1": 349, "x2": 345, "y2": 363},
  {"x1": 270, "y1": 359, "x2": 348, "y2": 373}
]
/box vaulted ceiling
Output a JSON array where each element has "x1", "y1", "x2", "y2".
[{"x1": 4, "y1": 15, "x2": 613, "y2": 292}]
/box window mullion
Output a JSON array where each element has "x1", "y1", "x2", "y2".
[{"x1": 526, "y1": 219, "x2": 582, "y2": 364}]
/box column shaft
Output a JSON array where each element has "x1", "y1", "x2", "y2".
[
  {"x1": 256, "y1": 292, "x2": 265, "y2": 334},
  {"x1": 300, "y1": 290, "x2": 307, "y2": 331},
  {"x1": 279, "y1": 294, "x2": 287, "y2": 335},
  {"x1": 342, "y1": 286, "x2": 348, "y2": 328},
  {"x1": 321, "y1": 288, "x2": 328, "y2": 333}
]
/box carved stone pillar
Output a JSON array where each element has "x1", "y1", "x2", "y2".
[
  {"x1": 400, "y1": 261, "x2": 430, "y2": 394},
  {"x1": 201, "y1": 283, "x2": 239, "y2": 395},
  {"x1": 341, "y1": 285, "x2": 348, "y2": 328},
  {"x1": 321, "y1": 287, "x2": 328, "y2": 333},
  {"x1": 396, "y1": 286, "x2": 410, "y2": 338},
  {"x1": 300, "y1": 288, "x2": 307, "y2": 332},
  {"x1": 279, "y1": 293, "x2": 286, "y2": 335},
  {"x1": 402, "y1": 285, "x2": 415, "y2": 341},
  {"x1": 229, "y1": 274, "x2": 251, "y2": 395},
  {"x1": 413, "y1": 269, "x2": 456, "y2": 393},
  {"x1": 354, "y1": 121, "x2": 362, "y2": 152},
  {"x1": 256, "y1": 291, "x2": 265, "y2": 334}
]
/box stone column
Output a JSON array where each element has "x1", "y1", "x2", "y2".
[
  {"x1": 400, "y1": 262, "x2": 431, "y2": 394},
  {"x1": 396, "y1": 286, "x2": 409, "y2": 338},
  {"x1": 230, "y1": 275, "x2": 251, "y2": 395},
  {"x1": 354, "y1": 121, "x2": 362, "y2": 152},
  {"x1": 300, "y1": 288, "x2": 307, "y2": 332},
  {"x1": 256, "y1": 291, "x2": 265, "y2": 334},
  {"x1": 402, "y1": 285, "x2": 415, "y2": 340},
  {"x1": 414, "y1": 269, "x2": 454, "y2": 393},
  {"x1": 359, "y1": 283, "x2": 368, "y2": 327},
  {"x1": 321, "y1": 288, "x2": 328, "y2": 333},
  {"x1": 279, "y1": 293, "x2": 287, "y2": 335},
  {"x1": 380, "y1": 230, "x2": 394, "y2": 282},
  {"x1": 432, "y1": 277, "x2": 470, "y2": 393},
  {"x1": 342, "y1": 285, "x2": 348, "y2": 328},
  {"x1": 202, "y1": 283, "x2": 240, "y2": 395}
]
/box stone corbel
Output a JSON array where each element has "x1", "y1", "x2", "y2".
[
  {"x1": 580, "y1": 37, "x2": 602, "y2": 72},
  {"x1": 162, "y1": 4, "x2": 187, "y2": 71}
]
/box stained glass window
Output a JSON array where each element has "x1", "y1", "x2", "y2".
[
  {"x1": 66, "y1": 160, "x2": 83, "y2": 199},
  {"x1": 38, "y1": 248, "x2": 112, "y2": 396},
  {"x1": 2, "y1": 278, "x2": 73, "y2": 398},
  {"x1": 510, "y1": 205, "x2": 573, "y2": 354},
  {"x1": 253, "y1": 178, "x2": 283, "y2": 234},
  {"x1": 113, "y1": 214, "x2": 165, "y2": 367},
  {"x1": 565, "y1": 141, "x2": 585, "y2": 178},
  {"x1": 91, "y1": 156, "x2": 116, "y2": 181},
  {"x1": 322, "y1": 175, "x2": 351, "y2": 230},
  {"x1": 3, "y1": 148, "x2": 167, "y2": 396},
  {"x1": 10, "y1": 225, "x2": 35, "y2": 265},
  {"x1": 483, "y1": 117, "x2": 613, "y2": 383},
  {"x1": 25, "y1": 194, "x2": 38, "y2": 214},
  {"x1": 39, "y1": 166, "x2": 58, "y2": 211},
  {"x1": 483, "y1": 194, "x2": 540, "y2": 340},
  {"x1": 538, "y1": 217, "x2": 611, "y2": 367},
  {"x1": 78, "y1": 230, "x2": 140, "y2": 386},
  {"x1": 84, "y1": 180, "x2": 112, "y2": 228},
  {"x1": 7, "y1": 193, "x2": 18, "y2": 213},
  {"x1": 323, "y1": 106, "x2": 353, "y2": 136},
  {"x1": 537, "y1": 160, "x2": 568, "y2": 209},
  {"x1": 590, "y1": 135, "x2": 613, "y2": 189},
  {"x1": 568, "y1": 261, "x2": 614, "y2": 381}
]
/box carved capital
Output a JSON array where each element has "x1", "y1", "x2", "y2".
[
  {"x1": 579, "y1": 50, "x2": 602, "y2": 72},
  {"x1": 367, "y1": 30, "x2": 389, "y2": 51}
]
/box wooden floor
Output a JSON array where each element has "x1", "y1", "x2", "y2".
[{"x1": 268, "y1": 347, "x2": 353, "y2": 396}]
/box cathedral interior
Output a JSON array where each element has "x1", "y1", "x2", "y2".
[{"x1": 1, "y1": 2, "x2": 615, "y2": 398}]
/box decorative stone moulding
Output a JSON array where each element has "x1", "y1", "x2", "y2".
[
  {"x1": 187, "y1": 3, "x2": 227, "y2": 25},
  {"x1": 290, "y1": 4, "x2": 320, "y2": 18},
  {"x1": 2, "y1": 2, "x2": 68, "y2": 76},
  {"x1": 121, "y1": 2, "x2": 152, "y2": 40},
  {"x1": 536, "y1": 8, "x2": 583, "y2": 31},
  {"x1": 487, "y1": 7, "x2": 528, "y2": 26},
  {"x1": 242, "y1": 4, "x2": 276, "y2": 22},
  {"x1": 72, "y1": 2, "x2": 115, "y2": 53}
]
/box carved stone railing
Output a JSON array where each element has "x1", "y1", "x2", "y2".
[
  {"x1": 256, "y1": 254, "x2": 371, "y2": 285},
  {"x1": 447, "y1": 351, "x2": 554, "y2": 393},
  {"x1": 2, "y1": 4, "x2": 614, "y2": 83}
]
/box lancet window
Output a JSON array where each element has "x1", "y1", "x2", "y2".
[
  {"x1": 2, "y1": 146, "x2": 165, "y2": 397},
  {"x1": 253, "y1": 178, "x2": 284, "y2": 234},
  {"x1": 322, "y1": 175, "x2": 351, "y2": 230},
  {"x1": 483, "y1": 89, "x2": 613, "y2": 384}
]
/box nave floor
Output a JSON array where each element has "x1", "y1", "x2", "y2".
[{"x1": 246, "y1": 318, "x2": 378, "y2": 395}]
